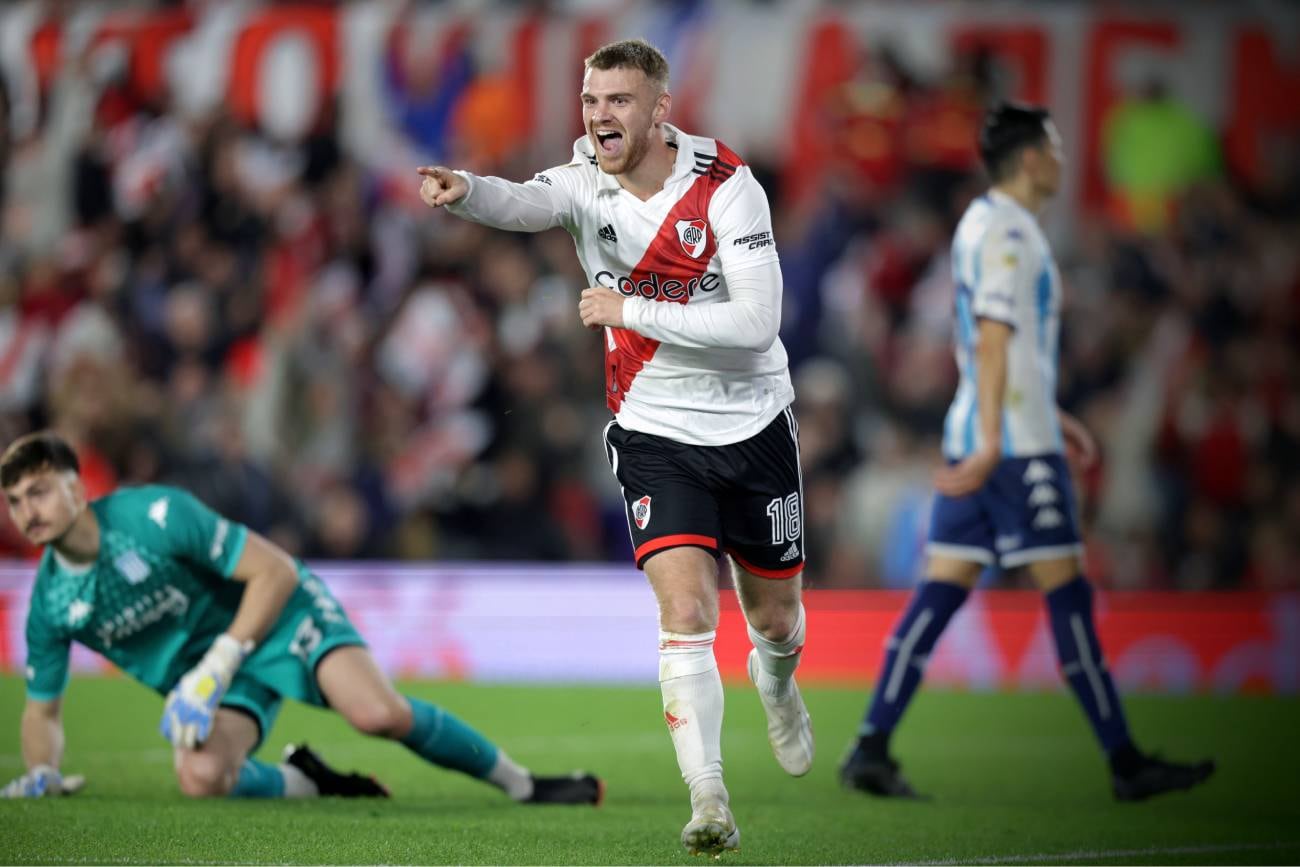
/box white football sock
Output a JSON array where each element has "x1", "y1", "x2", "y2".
[
  {"x1": 279, "y1": 763, "x2": 319, "y2": 798},
  {"x1": 746, "y1": 603, "x2": 806, "y2": 697},
  {"x1": 487, "y1": 751, "x2": 534, "y2": 801},
  {"x1": 659, "y1": 630, "x2": 725, "y2": 797}
]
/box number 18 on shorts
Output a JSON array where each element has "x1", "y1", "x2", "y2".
[{"x1": 603, "y1": 408, "x2": 805, "y2": 578}]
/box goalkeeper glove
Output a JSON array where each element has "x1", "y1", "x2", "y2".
[
  {"x1": 0, "y1": 765, "x2": 84, "y2": 798},
  {"x1": 160, "y1": 634, "x2": 253, "y2": 749}
]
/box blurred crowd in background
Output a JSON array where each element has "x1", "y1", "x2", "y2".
[{"x1": 1, "y1": 13, "x2": 1298, "y2": 591}]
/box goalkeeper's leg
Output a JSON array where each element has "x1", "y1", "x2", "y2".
[
  {"x1": 174, "y1": 707, "x2": 378, "y2": 799},
  {"x1": 316, "y1": 646, "x2": 601, "y2": 804}
]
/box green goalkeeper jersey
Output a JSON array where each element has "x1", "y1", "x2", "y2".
[{"x1": 24, "y1": 485, "x2": 251, "y2": 701}]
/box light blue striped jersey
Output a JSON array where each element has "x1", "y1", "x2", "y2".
[{"x1": 942, "y1": 190, "x2": 1063, "y2": 460}]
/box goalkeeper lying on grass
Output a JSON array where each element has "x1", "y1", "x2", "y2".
[{"x1": 1, "y1": 431, "x2": 602, "y2": 806}]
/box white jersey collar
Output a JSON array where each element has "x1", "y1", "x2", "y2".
[
  {"x1": 572, "y1": 123, "x2": 699, "y2": 196},
  {"x1": 987, "y1": 188, "x2": 1038, "y2": 222}
]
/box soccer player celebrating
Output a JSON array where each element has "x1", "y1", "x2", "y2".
[
  {"x1": 1, "y1": 431, "x2": 601, "y2": 805},
  {"x1": 838, "y1": 103, "x2": 1215, "y2": 802},
  {"x1": 418, "y1": 39, "x2": 811, "y2": 855}
]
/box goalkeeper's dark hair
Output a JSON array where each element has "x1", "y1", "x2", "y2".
[
  {"x1": 979, "y1": 102, "x2": 1052, "y2": 183},
  {"x1": 1, "y1": 431, "x2": 81, "y2": 489},
  {"x1": 585, "y1": 39, "x2": 670, "y2": 92}
]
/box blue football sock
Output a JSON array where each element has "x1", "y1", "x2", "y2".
[
  {"x1": 400, "y1": 696, "x2": 499, "y2": 779},
  {"x1": 1046, "y1": 577, "x2": 1133, "y2": 754},
  {"x1": 230, "y1": 758, "x2": 285, "y2": 798},
  {"x1": 860, "y1": 580, "x2": 970, "y2": 740}
]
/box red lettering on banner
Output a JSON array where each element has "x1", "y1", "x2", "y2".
[
  {"x1": 951, "y1": 26, "x2": 1047, "y2": 103},
  {"x1": 87, "y1": 9, "x2": 194, "y2": 106},
  {"x1": 1226, "y1": 28, "x2": 1300, "y2": 189},
  {"x1": 784, "y1": 16, "x2": 857, "y2": 204},
  {"x1": 574, "y1": 18, "x2": 610, "y2": 72},
  {"x1": 1081, "y1": 20, "x2": 1181, "y2": 210},
  {"x1": 29, "y1": 19, "x2": 62, "y2": 98},
  {"x1": 227, "y1": 5, "x2": 339, "y2": 134},
  {"x1": 512, "y1": 15, "x2": 542, "y2": 148}
]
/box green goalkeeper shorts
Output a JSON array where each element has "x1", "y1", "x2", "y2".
[{"x1": 220, "y1": 569, "x2": 366, "y2": 746}]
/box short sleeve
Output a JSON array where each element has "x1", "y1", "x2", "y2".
[
  {"x1": 972, "y1": 223, "x2": 1033, "y2": 327},
  {"x1": 710, "y1": 168, "x2": 780, "y2": 275},
  {"x1": 153, "y1": 487, "x2": 249, "y2": 578},
  {"x1": 25, "y1": 597, "x2": 70, "y2": 702}
]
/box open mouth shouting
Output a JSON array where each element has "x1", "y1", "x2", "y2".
[{"x1": 593, "y1": 128, "x2": 624, "y2": 159}]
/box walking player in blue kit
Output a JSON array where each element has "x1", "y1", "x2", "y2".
[{"x1": 839, "y1": 103, "x2": 1215, "y2": 802}]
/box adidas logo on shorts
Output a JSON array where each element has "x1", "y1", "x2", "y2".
[
  {"x1": 598, "y1": 224, "x2": 618, "y2": 243},
  {"x1": 779, "y1": 542, "x2": 801, "y2": 562}
]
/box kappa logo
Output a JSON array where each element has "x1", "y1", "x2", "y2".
[
  {"x1": 675, "y1": 218, "x2": 708, "y2": 258},
  {"x1": 598, "y1": 224, "x2": 618, "y2": 243},
  {"x1": 633, "y1": 495, "x2": 652, "y2": 530},
  {"x1": 148, "y1": 496, "x2": 169, "y2": 529},
  {"x1": 68, "y1": 599, "x2": 93, "y2": 627}
]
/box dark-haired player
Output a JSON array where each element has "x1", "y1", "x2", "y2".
[
  {"x1": 1, "y1": 431, "x2": 601, "y2": 806},
  {"x1": 417, "y1": 38, "x2": 811, "y2": 855},
  {"x1": 838, "y1": 103, "x2": 1214, "y2": 802}
]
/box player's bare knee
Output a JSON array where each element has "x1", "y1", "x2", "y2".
[
  {"x1": 659, "y1": 597, "x2": 716, "y2": 634},
  {"x1": 346, "y1": 696, "x2": 411, "y2": 738},
  {"x1": 746, "y1": 598, "x2": 800, "y2": 641},
  {"x1": 176, "y1": 753, "x2": 234, "y2": 798}
]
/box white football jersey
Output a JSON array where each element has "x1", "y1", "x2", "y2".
[
  {"x1": 446, "y1": 123, "x2": 793, "y2": 447},
  {"x1": 943, "y1": 190, "x2": 1064, "y2": 460}
]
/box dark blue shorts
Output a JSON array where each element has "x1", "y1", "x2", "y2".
[{"x1": 926, "y1": 454, "x2": 1083, "y2": 568}]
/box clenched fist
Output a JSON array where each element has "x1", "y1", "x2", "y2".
[{"x1": 579, "y1": 286, "x2": 627, "y2": 330}]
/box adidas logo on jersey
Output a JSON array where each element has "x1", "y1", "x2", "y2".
[
  {"x1": 664, "y1": 708, "x2": 687, "y2": 731},
  {"x1": 598, "y1": 224, "x2": 618, "y2": 243},
  {"x1": 779, "y1": 542, "x2": 801, "y2": 562}
]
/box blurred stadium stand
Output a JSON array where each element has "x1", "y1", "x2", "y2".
[{"x1": 1, "y1": 0, "x2": 1297, "y2": 592}]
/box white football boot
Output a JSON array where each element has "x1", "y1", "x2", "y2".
[
  {"x1": 747, "y1": 648, "x2": 814, "y2": 776},
  {"x1": 681, "y1": 782, "x2": 740, "y2": 857}
]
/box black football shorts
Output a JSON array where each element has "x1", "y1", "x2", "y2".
[{"x1": 602, "y1": 406, "x2": 805, "y2": 578}]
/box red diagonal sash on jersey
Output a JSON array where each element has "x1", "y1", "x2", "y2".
[{"x1": 605, "y1": 143, "x2": 741, "y2": 413}]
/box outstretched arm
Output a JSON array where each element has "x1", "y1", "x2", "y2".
[{"x1": 418, "y1": 165, "x2": 572, "y2": 233}]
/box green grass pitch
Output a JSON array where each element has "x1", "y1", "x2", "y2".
[{"x1": 1, "y1": 675, "x2": 1297, "y2": 865}]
